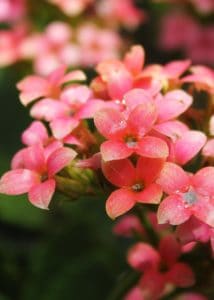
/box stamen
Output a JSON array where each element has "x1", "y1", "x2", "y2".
[
  {"x1": 183, "y1": 191, "x2": 198, "y2": 205},
  {"x1": 132, "y1": 183, "x2": 143, "y2": 192}
]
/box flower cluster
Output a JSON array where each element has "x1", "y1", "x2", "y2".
[
  {"x1": 0, "y1": 45, "x2": 213, "y2": 298},
  {"x1": 158, "y1": 7, "x2": 214, "y2": 64},
  {"x1": 0, "y1": 0, "x2": 144, "y2": 73}
]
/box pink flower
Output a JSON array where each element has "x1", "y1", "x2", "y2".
[
  {"x1": 93, "y1": 45, "x2": 161, "y2": 100},
  {"x1": 157, "y1": 163, "x2": 214, "y2": 227},
  {"x1": 0, "y1": 25, "x2": 25, "y2": 66},
  {"x1": 17, "y1": 65, "x2": 86, "y2": 106},
  {"x1": 176, "y1": 216, "x2": 214, "y2": 253},
  {"x1": 0, "y1": 145, "x2": 77, "y2": 209},
  {"x1": 202, "y1": 139, "x2": 214, "y2": 158},
  {"x1": 48, "y1": 0, "x2": 93, "y2": 16},
  {"x1": 95, "y1": 92, "x2": 169, "y2": 161},
  {"x1": 186, "y1": 25, "x2": 214, "y2": 65},
  {"x1": 0, "y1": 0, "x2": 26, "y2": 22},
  {"x1": 127, "y1": 235, "x2": 195, "y2": 299},
  {"x1": 182, "y1": 65, "x2": 214, "y2": 94},
  {"x1": 102, "y1": 157, "x2": 164, "y2": 218},
  {"x1": 159, "y1": 12, "x2": 197, "y2": 51},
  {"x1": 96, "y1": 0, "x2": 146, "y2": 29},
  {"x1": 113, "y1": 215, "x2": 145, "y2": 237},
  {"x1": 77, "y1": 24, "x2": 121, "y2": 66}
]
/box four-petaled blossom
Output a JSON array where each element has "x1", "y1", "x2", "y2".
[
  {"x1": 102, "y1": 157, "x2": 164, "y2": 218},
  {"x1": 95, "y1": 94, "x2": 169, "y2": 161},
  {"x1": 157, "y1": 163, "x2": 214, "y2": 227},
  {"x1": 0, "y1": 145, "x2": 77, "y2": 209}
]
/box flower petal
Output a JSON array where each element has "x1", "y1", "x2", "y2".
[
  {"x1": 154, "y1": 120, "x2": 189, "y2": 142},
  {"x1": 159, "y1": 234, "x2": 181, "y2": 266},
  {"x1": 101, "y1": 140, "x2": 133, "y2": 161},
  {"x1": 94, "y1": 108, "x2": 126, "y2": 139},
  {"x1": 136, "y1": 183, "x2": 162, "y2": 204},
  {"x1": 0, "y1": 169, "x2": 40, "y2": 195},
  {"x1": 123, "y1": 88, "x2": 153, "y2": 111},
  {"x1": 128, "y1": 103, "x2": 157, "y2": 137},
  {"x1": 137, "y1": 136, "x2": 169, "y2": 159},
  {"x1": 166, "y1": 263, "x2": 195, "y2": 287},
  {"x1": 192, "y1": 167, "x2": 214, "y2": 196},
  {"x1": 22, "y1": 121, "x2": 49, "y2": 146},
  {"x1": 17, "y1": 76, "x2": 49, "y2": 106},
  {"x1": 47, "y1": 147, "x2": 77, "y2": 177},
  {"x1": 23, "y1": 145, "x2": 46, "y2": 173},
  {"x1": 136, "y1": 157, "x2": 164, "y2": 185},
  {"x1": 106, "y1": 188, "x2": 136, "y2": 219},
  {"x1": 157, "y1": 195, "x2": 191, "y2": 225},
  {"x1": 127, "y1": 242, "x2": 160, "y2": 272},
  {"x1": 157, "y1": 90, "x2": 192, "y2": 123},
  {"x1": 156, "y1": 162, "x2": 189, "y2": 194},
  {"x1": 102, "y1": 159, "x2": 135, "y2": 187},
  {"x1": 50, "y1": 117, "x2": 79, "y2": 139},
  {"x1": 173, "y1": 131, "x2": 207, "y2": 165},
  {"x1": 28, "y1": 179, "x2": 55, "y2": 209},
  {"x1": 124, "y1": 45, "x2": 145, "y2": 75},
  {"x1": 30, "y1": 99, "x2": 69, "y2": 121}
]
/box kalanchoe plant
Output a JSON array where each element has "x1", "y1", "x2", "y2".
[{"x1": 0, "y1": 45, "x2": 214, "y2": 299}]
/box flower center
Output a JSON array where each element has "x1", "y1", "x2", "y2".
[
  {"x1": 125, "y1": 136, "x2": 138, "y2": 148},
  {"x1": 132, "y1": 183, "x2": 144, "y2": 192},
  {"x1": 41, "y1": 173, "x2": 48, "y2": 182},
  {"x1": 183, "y1": 190, "x2": 198, "y2": 205}
]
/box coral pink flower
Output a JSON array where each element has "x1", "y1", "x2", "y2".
[
  {"x1": 157, "y1": 163, "x2": 214, "y2": 227},
  {"x1": 95, "y1": 93, "x2": 169, "y2": 161},
  {"x1": 93, "y1": 45, "x2": 162, "y2": 100},
  {"x1": 0, "y1": 145, "x2": 77, "y2": 209},
  {"x1": 17, "y1": 65, "x2": 86, "y2": 106},
  {"x1": 102, "y1": 157, "x2": 164, "y2": 218}
]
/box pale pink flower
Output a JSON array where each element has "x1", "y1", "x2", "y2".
[
  {"x1": 0, "y1": 25, "x2": 26, "y2": 66},
  {"x1": 48, "y1": 0, "x2": 93, "y2": 16},
  {"x1": 77, "y1": 24, "x2": 121, "y2": 66},
  {"x1": 17, "y1": 65, "x2": 86, "y2": 106},
  {"x1": 157, "y1": 163, "x2": 214, "y2": 227},
  {"x1": 96, "y1": 0, "x2": 146, "y2": 29},
  {"x1": 0, "y1": 145, "x2": 77, "y2": 209},
  {"x1": 0, "y1": 0, "x2": 26, "y2": 22}
]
